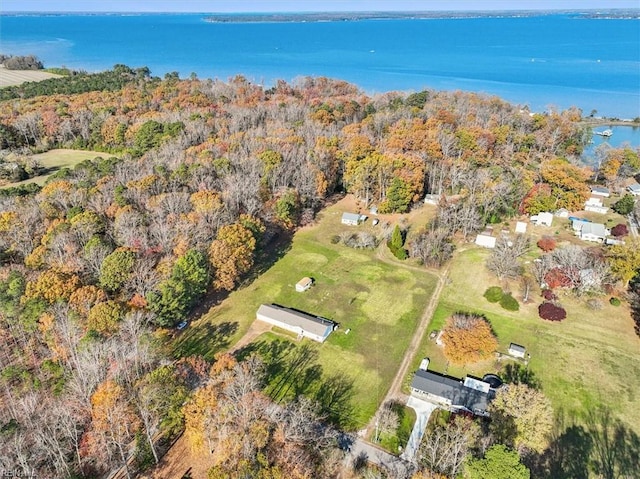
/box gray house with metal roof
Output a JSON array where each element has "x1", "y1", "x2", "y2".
[
  {"x1": 341, "y1": 212, "x2": 362, "y2": 226},
  {"x1": 410, "y1": 369, "x2": 491, "y2": 416},
  {"x1": 256, "y1": 304, "x2": 336, "y2": 343}
]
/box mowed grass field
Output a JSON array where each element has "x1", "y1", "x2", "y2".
[
  {"x1": 0, "y1": 68, "x2": 62, "y2": 87},
  {"x1": 1, "y1": 149, "x2": 112, "y2": 188},
  {"x1": 409, "y1": 246, "x2": 640, "y2": 433},
  {"x1": 175, "y1": 197, "x2": 438, "y2": 428}
]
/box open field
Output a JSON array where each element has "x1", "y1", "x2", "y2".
[
  {"x1": 174, "y1": 196, "x2": 438, "y2": 428},
  {"x1": 0, "y1": 68, "x2": 62, "y2": 87},
  {"x1": 1, "y1": 149, "x2": 111, "y2": 188},
  {"x1": 407, "y1": 246, "x2": 640, "y2": 433}
]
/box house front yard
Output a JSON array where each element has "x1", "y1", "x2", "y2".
[
  {"x1": 174, "y1": 196, "x2": 438, "y2": 429},
  {"x1": 408, "y1": 246, "x2": 640, "y2": 434}
]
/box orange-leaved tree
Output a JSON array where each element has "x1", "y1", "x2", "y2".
[{"x1": 441, "y1": 313, "x2": 498, "y2": 365}]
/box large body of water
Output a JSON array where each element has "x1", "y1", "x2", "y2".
[{"x1": 1, "y1": 12, "x2": 639, "y2": 121}]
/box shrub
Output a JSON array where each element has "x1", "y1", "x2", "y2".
[
  {"x1": 612, "y1": 194, "x2": 635, "y2": 215},
  {"x1": 500, "y1": 293, "x2": 520, "y2": 311},
  {"x1": 484, "y1": 286, "x2": 504, "y2": 303},
  {"x1": 609, "y1": 297, "x2": 621, "y2": 306},
  {"x1": 611, "y1": 224, "x2": 628, "y2": 237},
  {"x1": 538, "y1": 302, "x2": 566, "y2": 321},
  {"x1": 537, "y1": 236, "x2": 557, "y2": 252},
  {"x1": 541, "y1": 289, "x2": 557, "y2": 301},
  {"x1": 387, "y1": 241, "x2": 408, "y2": 260},
  {"x1": 544, "y1": 268, "x2": 572, "y2": 289},
  {"x1": 330, "y1": 235, "x2": 340, "y2": 244}
]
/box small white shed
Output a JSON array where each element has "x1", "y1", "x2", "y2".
[
  {"x1": 295, "y1": 277, "x2": 313, "y2": 292},
  {"x1": 508, "y1": 343, "x2": 526, "y2": 358},
  {"x1": 515, "y1": 222, "x2": 527, "y2": 234},
  {"x1": 475, "y1": 234, "x2": 497, "y2": 248}
]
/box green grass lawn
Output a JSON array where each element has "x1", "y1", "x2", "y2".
[
  {"x1": 1, "y1": 149, "x2": 112, "y2": 188},
  {"x1": 174, "y1": 199, "x2": 438, "y2": 429},
  {"x1": 409, "y1": 246, "x2": 640, "y2": 434}
]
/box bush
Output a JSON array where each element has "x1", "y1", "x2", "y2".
[
  {"x1": 330, "y1": 235, "x2": 340, "y2": 244},
  {"x1": 609, "y1": 297, "x2": 621, "y2": 306},
  {"x1": 612, "y1": 194, "x2": 635, "y2": 215},
  {"x1": 538, "y1": 302, "x2": 566, "y2": 321},
  {"x1": 484, "y1": 286, "x2": 504, "y2": 303},
  {"x1": 541, "y1": 289, "x2": 557, "y2": 301},
  {"x1": 611, "y1": 224, "x2": 628, "y2": 237},
  {"x1": 537, "y1": 236, "x2": 556, "y2": 252},
  {"x1": 500, "y1": 293, "x2": 520, "y2": 311}
]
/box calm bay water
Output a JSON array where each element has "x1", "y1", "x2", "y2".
[{"x1": 1, "y1": 13, "x2": 639, "y2": 122}]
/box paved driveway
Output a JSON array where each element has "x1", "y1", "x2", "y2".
[{"x1": 401, "y1": 396, "x2": 439, "y2": 462}]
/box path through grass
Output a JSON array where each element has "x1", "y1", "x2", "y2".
[
  {"x1": 174, "y1": 198, "x2": 438, "y2": 429},
  {"x1": 409, "y1": 247, "x2": 640, "y2": 433}
]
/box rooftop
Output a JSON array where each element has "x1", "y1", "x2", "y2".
[
  {"x1": 581, "y1": 222, "x2": 607, "y2": 237},
  {"x1": 410, "y1": 369, "x2": 489, "y2": 414},
  {"x1": 342, "y1": 212, "x2": 361, "y2": 222},
  {"x1": 257, "y1": 304, "x2": 334, "y2": 337}
]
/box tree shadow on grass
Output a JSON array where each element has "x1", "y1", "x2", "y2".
[
  {"x1": 236, "y1": 338, "x2": 357, "y2": 430},
  {"x1": 173, "y1": 321, "x2": 238, "y2": 361},
  {"x1": 530, "y1": 407, "x2": 640, "y2": 479},
  {"x1": 501, "y1": 363, "x2": 540, "y2": 389}
]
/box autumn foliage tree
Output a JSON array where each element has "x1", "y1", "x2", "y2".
[
  {"x1": 208, "y1": 218, "x2": 263, "y2": 291},
  {"x1": 87, "y1": 380, "x2": 141, "y2": 477},
  {"x1": 537, "y1": 236, "x2": 556, "y2": 252},
  {"x1": 441, "y1": 313, "x2": 498, "y2": 365},
  {"x1": 489, "y1": 383, "x2": 554, "y2": 455}
]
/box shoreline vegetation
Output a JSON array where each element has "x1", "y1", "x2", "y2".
[
  {"x1": 202, "y1": 9, "x2": 640, "y2": 23},
  {"x1": 1, "y1": 63, "x2": 638, "y2": 126}
]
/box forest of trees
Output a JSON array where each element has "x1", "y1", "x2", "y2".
[{"x1": 1, "y1": 65, "x2": 639, "y2": 478}]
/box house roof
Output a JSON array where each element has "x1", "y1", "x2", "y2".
[
  {"x1": 342, "y1": 212, "x2": 361, "y2": 222},
  {"x1": 410, "y1": 370, "x2": 489, "y2": 413},
  {"x1": 628, "y1": 183, "x2": 640, "y2": 193},
  {"x1": 591, "y1": 186, "x2": 610, "y2": 194},
  {"x1": 296, "y1": 277, "x2": 312, "y2": 287},
  {"x1": 509, "y1": 343, "x2": 526, "y2": 353},
  {"x1": 257, "y1": 304, "x2": 334, "y2": 337},
  {"x1": 581, "y1": 222, "x2": 607, "y2": 237}
]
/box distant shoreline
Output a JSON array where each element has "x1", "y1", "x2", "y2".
[
  {"x1": 2, "y1": 9, "x2": 638, "y2": 21},
  {"x1": 202, "y1": 10, "x2": 640, "y2": 23}
]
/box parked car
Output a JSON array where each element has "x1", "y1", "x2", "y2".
[{"x1": 177, "y1": 321, "x2": 188, "y2": 330}]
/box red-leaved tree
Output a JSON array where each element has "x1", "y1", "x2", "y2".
[
  {"x1": 537, "y1": 236, "x2": 557, "y2": 252},
  {"x1": 538, "y1": 302, "x2": 566, "y2": 321}
]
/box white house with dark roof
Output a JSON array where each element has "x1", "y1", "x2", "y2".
[
  {"x1": 410, "y1": 369, "x2": 491, "y2": 417},
  {"x1": 627, "y1": 182, "x2": 640, "y2": 196},
  {"x1": 256, "y1": 304, "x2": 336, "y2": 343},
  {"x1": 590, "y1": 186, "x2": 610, "y2": 198}
]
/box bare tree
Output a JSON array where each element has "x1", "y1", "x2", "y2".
[
  {"x1": 418, "y1": 415, "x2": 480, "y2": 479},
  {"x1": 374, "y1": 401, "x2": 399, "y2": 442},
  {"x1": 486, "y1": 235, "x2": 530, "y2": 280}
]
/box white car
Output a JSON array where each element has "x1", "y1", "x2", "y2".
[{"x1": 176, "y1": 321, "x2": 188, "y2": 330}]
